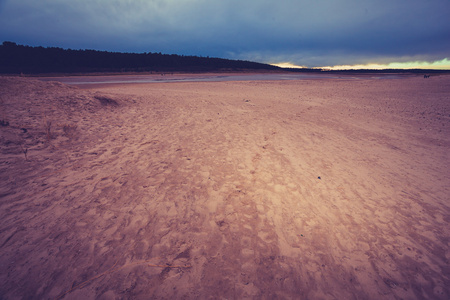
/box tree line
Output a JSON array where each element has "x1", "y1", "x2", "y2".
[{"x1": 0, "y1": 41, "x2": 281, "y2": 74}]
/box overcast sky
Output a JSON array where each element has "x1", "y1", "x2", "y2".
[{"x1": 0, "y1": 0, "x2": 449, "y2": 68}]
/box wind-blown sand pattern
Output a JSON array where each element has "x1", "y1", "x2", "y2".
[{"x1": 0, "y1": 75, "x2": 449, "y2": 299}]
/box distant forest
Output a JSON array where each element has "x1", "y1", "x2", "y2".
[{"x1": 0, "y1": 41, "x2": 283, "y2": 74}]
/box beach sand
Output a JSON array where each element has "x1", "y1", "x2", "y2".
[{"x1": 0, "y1": 75, "x2": 449, "y2": 299}]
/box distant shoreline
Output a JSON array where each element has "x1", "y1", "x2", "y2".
[
  {"x1": 2, "y1": 42, "x2": 449, "y2": 77},
  {"x1": 2, "y1": 68, "x2": 449, "y2": 79}
]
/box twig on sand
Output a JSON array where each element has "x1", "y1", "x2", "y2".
[
  {"x1": 43, "y1": 115, "x2": 52, "y2": 141},
  {"x1": 55, "y1": 259, "x2": 191, "y2": 299}
]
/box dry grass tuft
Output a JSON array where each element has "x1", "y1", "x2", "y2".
[
  {"x1": 62, "y1": 124, "x2": 78, "y2": 138},
  {"x1": 19, "y1": 144, "x2": 28, "y2": 161},
  {"x1": 94, "y1": 95, "x2": 118, "y2": 106}
]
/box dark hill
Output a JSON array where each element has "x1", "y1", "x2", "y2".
[{"x1": 0, "y1": 41, "x2": 281, "y2": 74}]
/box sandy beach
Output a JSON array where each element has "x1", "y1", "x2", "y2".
[{"x1": 0, "y1": 74, "x2": 449, "y2": 299}]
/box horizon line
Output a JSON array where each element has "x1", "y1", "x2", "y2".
[{"x1": 272, "y1": 59, "x2": 450, "y2": 71}]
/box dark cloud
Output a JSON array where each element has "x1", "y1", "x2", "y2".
[{"x1": 0, "y1": 0, "x2": 449, "y2": 67}]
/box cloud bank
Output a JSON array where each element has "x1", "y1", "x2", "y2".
[{"x1": 0, "y1": 0, "x2": 449, "y2": 68}]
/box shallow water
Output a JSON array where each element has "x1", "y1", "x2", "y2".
[{"x1": 38, "y1": 72, "x2": 406, "y2": 86}]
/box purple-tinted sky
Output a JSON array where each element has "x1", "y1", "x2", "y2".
[{"x1": 0, "y1": 0, "x2": 449, "y2": 68}]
